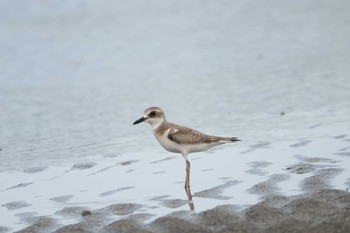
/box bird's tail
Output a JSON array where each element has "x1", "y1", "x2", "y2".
[
  {"x1": 218, "y1": 136, "x2": 241, "y2": 142},
  {"x1": 230, "y1": 137, "x2": 241, "y2": 142}
]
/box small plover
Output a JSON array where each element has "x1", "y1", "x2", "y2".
[{"x1": 133, "y1": 106, "x2": 240, "y2": 194}]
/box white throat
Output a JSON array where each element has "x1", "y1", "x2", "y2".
[{"x1": 150, "y1": 120, "x2": 163, "y2": 130}]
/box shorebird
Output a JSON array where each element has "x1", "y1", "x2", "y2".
[{"x1": 133, "y1": 106, "x2": 240, "y2": 196}]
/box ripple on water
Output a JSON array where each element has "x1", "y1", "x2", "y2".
[
  {"x1": 285, "y1": 163, "x2": 335, "y2": 174},
  {"x1": 247, "y1": 174, "x2": 290, "y2": 197},
  {"x1": 293, "y1": 154, "x2": 339, "y2": 163},
  {"x1": 23, "y1": 166, "x2": 48, "y2": 174},
  {"x1": 99, "y1": 203, "x2": 143, "y2": 216},
  {"x1": 240, "y1": 142, "x2": 271, "y2": 154},
  {"x1": 50, "y1": 195, "x2": 74, "y2": 203},
  {"x1": 338, "y1": 146, "x2": 350, "y2": 152},
  {"x1": 334, "y1": 134, "x2": 347, "y2": 139},
  {"x1": 246, "y1": 161, "x2": 273, "y2": 176},
  {"x1": 117, "y1": 160, "x2": 139, "y2": 166},
  {"x1": 2, "y1": 201, "x2": 32, "y2": 210},
  {"x1": 6, "y1": 182, "x2": 33, "y2": 190},
  {"x1": 99, "y1": 186, "x2": 135, "y2": 197},
  {"x1": 289, "y1": 140, "x2": 312, "y2": 148},
  {"x1": 68, "y1": 162, "x2": 97, "y2": 171},
  {"x1": 194, "y1": 180, "x2": 240, "y2": 200},
  {"x1": 333, "y1": 152, "x2": 350, "y2": 157},
  {"x1": 160, "y1": 199, "x2": 189, "y2": 208}
]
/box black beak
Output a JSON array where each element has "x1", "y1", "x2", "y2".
[{"x1": 133, "y1": 116, "x2": 146, "y2": 125}]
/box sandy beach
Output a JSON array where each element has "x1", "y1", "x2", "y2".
[
  {"x1": 53, "y1": 188, "x2": 350, "y2": 233},
  {"x1": 13, "y1": 187, "x2": 350, "y2": 233}
]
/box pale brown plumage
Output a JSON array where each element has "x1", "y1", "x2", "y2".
[{"x1": 156, "y1": 122, "x2": 239, "y2": 145}]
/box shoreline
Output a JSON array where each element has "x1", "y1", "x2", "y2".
[{"x1": 15, "y1": 188, "x2": 350, "y2": 233}]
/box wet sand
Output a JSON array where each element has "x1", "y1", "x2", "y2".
[{"x1": 16, "y1": 188, "x2": 350, "y2": 233}]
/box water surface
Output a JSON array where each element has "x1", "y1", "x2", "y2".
[{"x1": 1, "y1": 0, "x2": 350, "y2": 231}]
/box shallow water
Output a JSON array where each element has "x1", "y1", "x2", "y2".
[
  {"x1": 1, "y1": 124, "x2": 350, "y2": 231},
  {"x1": 1, "y1": 0, "x2": 350, "y2": 231}
]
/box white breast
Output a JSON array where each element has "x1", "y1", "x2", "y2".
[{"x1": 154, "y1": 133, "x2": 182, "y2": 153}]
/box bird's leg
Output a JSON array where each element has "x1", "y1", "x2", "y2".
[
  {"x1": 185, "y1": 159, "x2": 190, "y2": 189},
  {"x1": 184, "y1": 158, "x2": 194, "y2": 210}
]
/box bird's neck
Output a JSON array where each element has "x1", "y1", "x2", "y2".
[{"x1": 151, "y1": 120, "x2": 165, "y2": 132}]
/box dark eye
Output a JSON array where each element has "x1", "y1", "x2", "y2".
[{"x1": 150, "y1": 111, "x2": 157, "y2": 117}]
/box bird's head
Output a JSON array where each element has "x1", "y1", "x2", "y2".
[{"x1": 133, "y1": 106, "x2": 166, "y2": 128}]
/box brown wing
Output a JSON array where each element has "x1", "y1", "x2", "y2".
[{"x1": 167, "y1": 125, "x2": 219, "y2": 145}]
